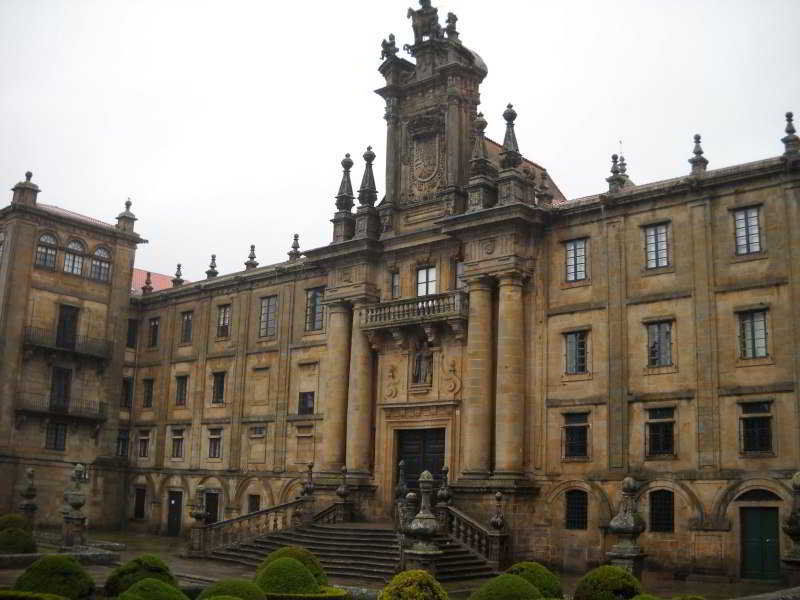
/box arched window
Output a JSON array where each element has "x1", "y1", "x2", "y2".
[
  {"x1": 63, "y1": 240, "x2": 85, "y2": 275},
  {"x1": 35, "y1": 233, "x2": 58, "y2": 268},
  {"x1": 565, "y1": 489, "x2": 588, "y2": 530},
  {"x1": 649, "y1": 489, "x2": 674, "y2": 532},
  {"x1": 90, "y1": 247, "x2": 112, "y2": 282}
]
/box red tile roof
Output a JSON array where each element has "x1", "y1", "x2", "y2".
[
  {"x1": 131, "y1": 268, "x2": 180, "y2": 295},
  {"x1": 38, "y1": 203, "x2": 116, "y2": 229}
]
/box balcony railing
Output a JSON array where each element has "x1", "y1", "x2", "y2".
[
  {"x1": 24, "y1": 326, "x2": 111, "y2": 359},
  {"x1": 361, "y1": 291, "x2": 468, "y2": 329},
  {"x1": 16, "y1": 392, "x2": 107, "y2": 421}
]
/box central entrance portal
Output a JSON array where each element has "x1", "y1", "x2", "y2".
[{"x1": 397, "y1": 428, "x2": 445, "y2": 488}]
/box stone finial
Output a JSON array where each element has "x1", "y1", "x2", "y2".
[
  {"x1": 18, "y1": 467, "x2": 37, "y2": 528},
  {"x1": 303, "y1": 462, "x2": 315, "y2": 497},
  {"x1": 288, "y1": 234, "x2": 301, "y2": 261},
  {"x1": 396, "y1": 460, "x2": 409, "y2": 500},
  {"x1": 490, "y1": 491, "x2": 505, "y2": 531},
  {"x1": 172, "y1": 264, "x2": 184, "y2": 287},
  {"x1": 244, "y1": 244, "x2": 258, "y2": 270},
  {"x1": 471, "y1": 113, "x2": 489, "y2": 162},
  {"x1": 607, "y1": 153, "x2": 627, "y2": 192},
  {"x1": 783, "y1": 111, "x2": 799, "y2": 156},
  {"x1": 436, "y1": 465, "x2": 452, "y2": 506},
  {"x1": 381, "y1": 34, "x2": 399, "y2": 61},
  {"x1": 205, "y1": 254, "x2": 218, "y2": 278},
  {"x1": 608, "y1": 477, "x2": 645, "y2": 547},
  {"x1": 336, "y1": 153, "x2": 355, "y2": 212},
  {"x1": 406, "y1": 470, "x2": 439, "y2": 550},
  {"x1": 116, "y1": 197, "x2": 137, "y2": 231},
  {"x1": 500, "y1": 104, "x2": 522, "y2": 169},
  {"x1": 25, "y1": 171, "x2": 32, "y2": 182},
  {"x1": 357, "y1": 146, "x2": 378, "y2": 207},
  {"x1": 689, "y1": 133, "x2": 709, "y2": 175},
  {"x1": 142, "y1": 271, "x2": 153, "y2": 294},
  {"x1": 336, "y1": 466, "x2": 350, "y2": 500},
  {"x1": 11, "y1": 170, "x2": 41, "y2": 206}
]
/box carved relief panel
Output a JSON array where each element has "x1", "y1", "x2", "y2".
[{"x1": 401, "y1": 110, "x2": 447, "y2": 206}]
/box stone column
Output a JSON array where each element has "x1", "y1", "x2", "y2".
[
  {"x1": 322, "y1": 301, "x2": 352, "y2": 473},
  {"x1": 494, "y1": 272, "x2": 524, "y2": 478},
  {"x1": 346, "y1": 301, "x2": 373, "y2": 475},
  {"x1": 462, "y1": 276, "x2": 493, "y2": 478}
]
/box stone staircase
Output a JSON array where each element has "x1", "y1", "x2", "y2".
[{"x1": 209, "y1": 522, "x2": 497, "y2": 582}]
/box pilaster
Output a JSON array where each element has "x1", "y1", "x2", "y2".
[
  {"x1": 322, "y1": 301, "x2": 352, "y2": 473},
  {"x1": 346, "y1": 300, "x2": 374, "y2": 476}
]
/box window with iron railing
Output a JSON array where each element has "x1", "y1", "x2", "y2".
[
  {"x1": 565, "y1": 489, "x2": 588, "y2": 529},
  {"x1": 649, "y1": 490, "x2": 674, "y2": 532}
]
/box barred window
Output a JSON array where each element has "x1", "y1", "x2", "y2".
[
  {"x1": 565, "y1": 489, "x2": 588, "y2": 530},
  {"x1": 739, "y1": 310, "x2": 768, "y2": 359},
  {"x1": 89, "y1": 247, "x2": 111, "y2": 281},
  {"x1": 217, "y1": 304, "x2": 232, "y2": 338},
  {"x1": 565, "y1": 330, "x2": 588, "y2": 374},
  {"x1": 563, "y1": 412, "x2": 589, "y2": 459},
  {"x1": 649, "y1": 490, "x2": 674, "y2": 532},
  {"x1": 305, "y1": 287, "x2": 325, "y2": 331},
  {"x1": 142, "y1": 378, "x2": 154, "y2": 408},
  {"x1": 116, "y1": 429, "x2": 129, "y2": 457},
  {"x1": 212, "y1": 372, "x2": 226, "y2": 404},
  {"x1": 209, "y1": 428, "x2": 222, "y2": 459},
  {"x1": 175, "y1": 375, "x2": 188, "y2": 406},
  {"x1": 740, "y1": 402, "x2": 773, "y2": 454},
  {"x1": 180, "y1": 311, "x2": 193, "y2": 343},
  {"x1": 35, "y1": 233, "x2": 57, "y2": 269},
  {"x1": 416, "y1": 266, "x2": 437, "y2": 296},
  {"x1": 63, "y1": 240, "x2": 85, "y2": 275},
  {"x1": 138, "y1": 430, "x2": 150, "y2": 458},
  {"x1": 645, "y1": 224, "x2": 669, "y2": 269},
  {"x1": 45, "y1": 422, "x2": 67, "y2": 451},
  {"x1": 646, "y1": 407, "x2": 675, "y2": 457},
  {"x1": 171, "y1": 428, "x2": 184, "y2": 459},
  {"x1": 647, "y1": 321, "x2": 673, "y2": 367},
  {"x1": 259, "y1": 296, "x2": 278, "y2": 337},
  {"x1": 565, "y1": 238, "x2": 587, "y2": 282},
  {"x1": 121, "y1": 377, "x2": 133, "y2": 408},
  {"x1": 299, "y1": 391, "x2": 315, "y2": 415},
  {"x1": 148, "y1": 317, "x2": 160, "y2": 347},
  {"x1": 734, "y1": 206, "x2": 761, "y2": 255}
]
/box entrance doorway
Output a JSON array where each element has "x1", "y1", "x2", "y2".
[
  {"x1": 397, "y1": 428, "x2": 445, "y2": 488},
  {"x1": 741, "y1": 507, "x2": 780, "y2": 579},
  {"x1": 205, "y1": 491, "x2": 220, "y2": 524},
  {"x1": 166, "y1": 491, "x2": 182, "y2": 536}
]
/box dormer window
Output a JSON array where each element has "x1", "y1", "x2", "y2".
[
  {"x1": 90, "y1": 247, "x2": 112, "y2": 282},
  {"x1": 63, "y1": 240, "x2": 86, "y2": 275},
  {"x1": 35, "y1": 234, "x2": 58, "y2": 269}
]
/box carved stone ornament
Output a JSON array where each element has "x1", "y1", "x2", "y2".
[
  {"x1": 412, "y1": 340, "x2": 434, "y2": 386},
  {"x1": 443, "y1": 358, "x2": 462, "y2": 395},
  {"x1": 407, "y1": 0, "x2": 443, "y2": 46},
  {"x1": 385, "y1": 364, "x2": 399, "y2": 400},
  {"x1": 482, "y1": 238, "x2": 496, "y2": 255}
]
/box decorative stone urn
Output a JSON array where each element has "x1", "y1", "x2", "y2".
[
  {"x1": 606, "y1": 477, "x2": 646, "y2": 579},
  {"x1": 62, "y1": 464, "x2": 87, "y2": 548},
  {"x1": 403, "y1": 470, "x2": 443, "y2": 575},
  {"x1": 782, "y1": 472, "x2": 800, "y2": 585},
  {"x1": 185, "y1": 485, "x2": 207, "y2": 557},
  {"x1": 334, "y1": 466, "x2": 353, "y2": 522},
  {"x1": 18, "y1": 467, "x2": 38, "y2": 529}
]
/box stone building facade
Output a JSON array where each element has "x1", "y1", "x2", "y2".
[{"x1": 2, "y1": 2, "x2": 800, "y2": 581}]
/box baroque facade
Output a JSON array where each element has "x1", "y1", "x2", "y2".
[{"x1": 2, "y1": 1, "x2": 800, "y2": 581}]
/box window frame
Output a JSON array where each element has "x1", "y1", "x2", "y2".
[
  {"x1": 121, "y1": 377, "x2": 133, "y2": 409},
  {"x1": 739, "y1": 401, "x2": 774, "y2": 455},
  {"x1": 171, "y1": 428, "x2": 184, "y2": 459},
  {"x1": 738, "y1": 309, "x2": 768, "y2": 359},
  {"x1": 390, "y1": 272, "x2": 401, "y2": 299},
  {"x1": 564, "y1": 330, "x2": 588, "y2": 375},
  {"x1": 89, "y1": 247, "x2": 112, "y2": 282},
  {"x1": 138, "y1": 430, "x2": 150, "y2": 458},
  {"x1": 564, "y1": 238, "x2": 588, "y2": 283},
  {"x1": 147, "y1": 317, "x2": 160, "y2": 348},
  {"x1": 175, "y1": 375, "x2": 188, "y2": 406},
  {"x1": 208, "y1": 428, "x2": 223, "y2": 459},
  {"x1": 304, "y1": 287, "x2": 325, "y2": 332},
  {"x1": 116, "y1": 429, "x2": 130, "y2": 457},
  {"x1": 455, "y1": 261, "x2": 467, "y2": 290},
  {"x1": 562, "y1": 412, "x2": 590, "y2": 460},
  {"x1": 180, "y1": 311, "x2": 193, "y2": 344},
  {"x1": 216, "y1": 304, "x2": 232, "y2": 338},
  {"x1": 126, "y1": 319, "x2": 138, "y2": 349},
  {"x1": 211, "y1": 372, "x2": 226, "y2": 404},
  {"x1": 63, "y1": 240, "x2": 86, "y2": 275},
  {"x1": 564, "y1": 489, "x2": 588, "y2": 530},
  {"x1": 644, "y1": 223, "x2": 670, "y2": 270},
  {"x1": 649, "y1": 489, "x2": 675, "y2": 533},
  {"x1": 142, "y1": 378, "x2": 155, "y2": 409},
  {"x1": 647, "y1": 320, "x2": 673, "y2": 368},
  {"x1": 645, "y1": 406, "x2": 676, "y2": 458},
  {"x1": 259, "y1": 295, "x2": 278, "y2": 338},
  {"x1": 45, "y1": 422, "x2": 68, "y2": 451},
  {"x1": 35, "y1": 233, "x2": 58, "y2": 269},
  {"x1": 298, "y1": 391, "x2": 315, "y2": 416},
  {"x1": 416, "y1": 265, "x2": 437, "y2": 296},
  {"x1": 733, "y1": 206, "x2": 762, "y2": 255}
]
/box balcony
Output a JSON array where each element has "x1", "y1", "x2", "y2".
[
  {"x1": 361, "y1": 291, "x2": 468, "y2": 344},
  {"x1": 23, "y1": 326, "x2": 111, "y2": 360},
  {"x1": 16, "y1": 392, "x2": 107, "y2": 422}
]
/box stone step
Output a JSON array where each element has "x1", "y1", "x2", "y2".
[
  {"x1": 252, "y1": 537, "x2": 400, "y2": 556},
  {"x1": 260, "y1": 530, "x2": 398, "y2": 547}
]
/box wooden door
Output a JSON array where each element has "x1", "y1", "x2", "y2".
[
  {"x1": 741, "y1": 507, "x2": 780, "y2": 579},
  {"x1": 397, "y1": 428, "x2": 445, "y2": 488},
  {"x1": 205, "y1": 491, "x2": 220, "y2": 524},
  {"x1": 166, "y1": 491, "x2": 182, "y2": 536},
  {"x1": 50, "y1": 367, "x2": 72, "y2": 412}
]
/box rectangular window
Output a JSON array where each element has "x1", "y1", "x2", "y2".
[
  {"x1": 249, "y1": 425, "x2": 266, "y2": 438},
  {"x1": 390, "y1": 272, "x2": 401, "y2": 299},
  {"x1": 646, "y1": 407, "x2": 675, "y2": 457},
  {"x1": 180, "y1": 311, "x2": 193, "y2": 344},
  {"x1": 138, "y1": 431, "x2": 150, "y2": 458},
  {"x1": 63, "y1": 251, "x2": 84, "y2": 275},
  {"x1": 565, "y1": 330, "x2": 588, "y2": 374},
  {"x1": 741, "y1": 402, "x2": 773, "y2": 454},
  {"x1": 645, "y1": 223, "x2": 670, "y2": 269},
  {"x1": 90, "y1": 258, "x2": 111, "y2": 282},
  {"x1": 212, "y1": 372, "x2": 226, "y2": 404},
  {"x1": 259, "y1": 296, "x2": 278, "y2": 337},
  {"x1": 565, "y1": 490, "x2": 588, "y2": 530},
  {"x1": 455, "y1": 261, "x2": 467, "y2": 290},
  {"x1": 305, "y1": 287, "x2": 325, "y2": 331},
  {"x1": 134, "y1": 488, "x2": 147, "y2": 519},
  {"x1": 121, "y1": 377, "x2": 133, "y2": 409},
  {"x1": 126, "y1": 319, "x2": 138, "y2": 349},
  {"x1": 647, "y1": 321, "x2": 673, "y2": 367},
  {"x1": 148, "y1": 317, "x2": 160, "y2": 347},
  {"x1": 142, "y1": 378, "x2": 154, "y2": 408},
  {"x1": 116, "y1": 429, "x2": 129, "y2": 457},
  {"x1": 45, "y1": 422, "x2": 67, "y2": 451},
  {"x1": 175, "y1": 375, "x2": 188, "y2": 406},
  {"x1": 739, "y1": 310, "x2": 768, "y2": 359},
  {"x1": 734, "y1": 206, "x2": 761, "y2": 255},
  {"x1": 298, "y1": 391, "x2": 315, "y2": 415},
  {"x1": 416, "y1": 266, "x2": 437, "y2": 296},
  {"x1": 171, "y1": 428, "x2": 184, "y2": 459},
  {"x1": 209, "y1": 428, "x2": 222, "y2": 459},
  {"x1": 565, "y1": 238, "x2": 587, "y2": 282},
  {"x1": 35, "y1": 244, "x2": 56, "y2": 269},
  {"x1": 248, "y1": 494, "x2": 261, "y2": 513},
  {"x1": 217, "y1": 304, "x2": 232, "y2": 338},
  {"x1": 563, "y1": 413, "x2": 589, "y2": 458},
  {"x1": 649, "y1": 490, "x2": 675, "y2": 532}
]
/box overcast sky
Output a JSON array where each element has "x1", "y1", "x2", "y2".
[{"x1": 2, "y1": 0, "x2": 798, "y2": 279}]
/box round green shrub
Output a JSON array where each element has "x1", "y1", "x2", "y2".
[
  {"x1": 119, "y1": 578, "x2": 190, "y2": 600},
  {"x1": 105, "y1": 553, "x2": 177, "y2": 597},
  {"x1": 0, "y1": 528, "x2": 37, "y2": 554},
  {"x1": 257, "y1": 546, "x2": 327, "y2": 586},
  {"x1": 13, "y1": 555, "x2": 94, "y2": 600},
  {"x1": 0, "y1": 515, "x2": 31, "y2": 532},
  {"x1": 507, "y1": 562, "x2": 562, "y2": 599},
  {"x1": 573, "y1": 566, "x2": 642, "y2": 600},
  {"x1": 255, "y1": 557, "x2": 320, "y2": 595},
  {"x1": 468, "y1": 574, "x2": 542, "y2": 600},
  {"x1": 0, "y1": 592, "x2": 68, "y2": 600},
  {"x1": 671, "y1": 596, "x2": 705, "y2": 600},
  {"x1": 632, "y1": 595, "x2": 661, "y2": 600},
  {"x1": 378, "y1": 570, "x2": 448, "y2": 600},
  {"x1": 207, "y1": 597, "x2": 241, "y2": 600},
  {"x1": 198, "y1": 579, "x2": 266, "y2": 600}
]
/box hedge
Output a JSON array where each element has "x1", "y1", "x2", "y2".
[
  {"x1": 197, "y1": 579, "x2": 266, "y2": 600},
  {"x1": 0, "y1": 592, "x2": 67, "y2": 600},
  {"x1": 0, "y1": 528, "x2": 37, "y2": 555},
  {"x1": 13, "y1": 555, "x2": 94, "y2": 600},
  {"x1": 468, "y1": 574, "x2": 542, "y2": 600},
  {"x1": 573, "y1": 566, "x2": 642, "y2": 600},
  {"x1": 105, "y1": 554, "x2": 177, "y2": 597},
  {"x1": 256, "y1": 558, "x2": 319, "y2": 595},
  {"x1": 507, "y1": 562, "x2": 562, "y2": 599},
  {"x1": 119, "y1": 578, "x2": 190, "y2": 600},
  {"x1": 0, "y1": 515, "x2": 30, "y2": 533},
  {"x1": 378, "y1": 570, "x2": 448, "y2": 600}
]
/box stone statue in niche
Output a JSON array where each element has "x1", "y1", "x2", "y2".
[{"x1": 412, "y1": 339, "x2": 433, "y2": 386}]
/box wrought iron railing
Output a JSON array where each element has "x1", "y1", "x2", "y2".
[
  {"x1": 24, "y1": 326, "x2": 111, "y2": 359},
  {"x1": 361, "y1": 291, "x2": 468, "y2": 329},
  {"x1": 16, "y1": 392, "x2": 107, "y2": 421}
]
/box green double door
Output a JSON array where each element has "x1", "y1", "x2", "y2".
[{"x1": 741, "y1": 507, "x2": 780, "y2": 580}]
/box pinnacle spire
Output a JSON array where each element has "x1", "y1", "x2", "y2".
[
  {"x1": 244, "y1": 245, "x2": 258, "y2": 270},
  {"x1": 500, "y1": 104, "x2": 522, "y2": 169},
  {"x1": 783, "y1": 111, "x2": 799, "y2": 156},
  {"x1": 288, "y1": 233, "x2": 301, "y2": 261},
  {"x1": 358, "y1": 146, "x2": 378, "y2": 207},
  {"x1": 335, "y1": 153, "x2": 355, "y2": 211},
  {"x1": 606, "y1": 154, "x2": 626, "y2": 192},
  {"x1": 206, "y1": 254, "x2": 218, "y2": 278},
  {"x1": 689, "y1": 133, "x2": 709, "y2": 175},
  {"x1": 142, "y1": 271, "x2": 153, "y2": 294},
  {"x1": 172, "y1": 264, "x2": 184, "y2": 287}
]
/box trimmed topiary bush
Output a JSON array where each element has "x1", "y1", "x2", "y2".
[
  {"x1": 105, "y1": 553, "x2": 177, "y2": 597},
  {"x1": 198, "y1": 579, "x2": 266, "y2": 600},
  {"x1": 671, "y1": 596, "x2": 705, "y2": 600},
  {"x1": 0, "y1": 514, "x2": 31, "y2": 532},
  {"x1": 257, "y1": 546, "x2": 327, "y2": 586},
  {"x1": 119, "y1": 578, "x2": 190, "y2": 600},
  {"x1": 573, "y1": 566, "x2": 642, "y2": 600},
  {"x1": 507, "y1": 562, "x2": 562, "y2": 599},
  {"x1": 0, "y1": 592, "x2": 68, "y2": 600},
  {"x1": 0, "y1": 528, "x2": 37, "y2": 554},
  {"x1": 632, "y1": 595, "x2": 661, "y2": 600},
  {"x1": 379, "y1": 570, "x2": 448, "y2": 600},
  {"x1": 468, "y1": 574, "x2": 542, "y2": 600},
  {"x1": 255, "y1": 557, "x2": 320, "y2": 595},
  {"x1": 13, "y1": 555, "x2": 94, "y2": 600}
]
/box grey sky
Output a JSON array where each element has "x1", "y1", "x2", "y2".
[{"x1": 2, "y1": 0, "x2": 798, "y2": 279}]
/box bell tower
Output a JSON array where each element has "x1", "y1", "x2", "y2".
[{"x1": 376, "y1": 2, "x2": 488, "y2": 235}]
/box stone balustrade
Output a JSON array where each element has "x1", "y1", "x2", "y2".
[
  {"x1": 361, "y1": 291, "x2": 468, "y2": 329},
  {"x1": 439, "y1": 504, "x2": 509, "y2": 571}
]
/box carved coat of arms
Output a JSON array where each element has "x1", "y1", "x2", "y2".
[{"x1": 413, "y1": 136, "x2": 439, "y2": 183}]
